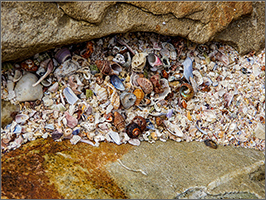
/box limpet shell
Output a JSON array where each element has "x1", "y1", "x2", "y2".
[
  {"x1": 136, "y1": 77, "x2": 153, "y2": 94},
  {"x1": 133, "y1": 88, "x2": 145, "y2": 106}
]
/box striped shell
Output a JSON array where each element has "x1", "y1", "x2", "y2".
[
  {"x1": 114, "y1": 111, "x2": 126, "y2": 132},
  {"x1": 111, "y1": 90, "x2": 120, "y2": 110},
  {"x1": 136, "y1": 78, "x2": 153, "y2": 94},
  {"x1": 131, "y1": 53, "x2": 148, "y2": 73},
  {"x1": 133, "y1": 88, "x2": 144, "y2": 106},
  {"x1": 95, "y1": 60, "x2": 122, "y2": 76},
  {"x1": 94, "y1": 83, "x2": 108, "y2": 102}
]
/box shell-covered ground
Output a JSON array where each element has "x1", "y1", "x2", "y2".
[{"x1": 1, "y1": 32, "x2": 265, "y2": 153}]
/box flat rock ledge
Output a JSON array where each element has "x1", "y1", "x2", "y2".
[
  {"x1": 1, "y1": 1, "x2": 265, "y2": 62},
  {"x1": 1, "y1": 138, "x2": 265, "y2": 199}
]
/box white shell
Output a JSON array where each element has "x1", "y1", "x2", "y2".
[
  {"x1": 108, "y1": 131, "x2": 121, "y2": 145},
  {"x1": 131, "y1": 52, "x2": 148, "y2": 73},
  {"x1": 94, "y1": 83, "x2": 108, "y2": 102},
  {"x1": 80, "y1": 122, "x2": 96, "y2": 132},
  {"x1": 192, "y1": 70, "x2": 203, "y2": 86},
  {"x1": 54, "y1": 60, "x2": 80, "y2": 78},
  {"x1": 70, "y1": 135, "x2": 81, "y2": 145},
  {"x1": 15, "y1": 114, "x2": 29, "y2": 124},
  {"x1": 113, "y1": 53, "x2": 125, "y2": 65},
  {"x1": 63, "y1": 87, "x2": 79, "y2": 105},
  {"x1": 128, "y1": 138, "x2": 141, "y2": 146},
  {"x1": 163, "y1": 120, "x2": 184, "y2": 138}
]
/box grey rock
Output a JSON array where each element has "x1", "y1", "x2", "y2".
[
  {"x1": 14, "y1": 72, "x2": 43, "y2": 102},
  {"x1": 1, "y1": 100, "x2": 20, "y2": 128},
  {"x1": 1, "y1": 2, "x2": 264, "y2": 63}
]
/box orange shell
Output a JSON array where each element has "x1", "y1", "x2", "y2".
[
  {"x1": 133, "y1": 88, "x2": 144, "y2": 106},
  {"x1": 95, "y1": 60, "x2": 112, "y2": 75},
  {"x1": 136, "y1": 78, "x2": 153, "y2": 94},
  {"x1": 114, "y1": 111, "x2": 126, "y2": 132}
]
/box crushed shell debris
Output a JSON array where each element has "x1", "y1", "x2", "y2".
[{"x1": 1, "y1": 32, "x2": 265, "y2": 153}]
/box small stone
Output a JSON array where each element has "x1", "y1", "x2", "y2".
[
  {"x1": 249, "y1": 74, "x2": 255, "y2": 82},
  {"x1": 255, "y1": 122, "x2": 265, "y2": 140},
  {"x1": 14, "y1": 72, "x2": 43, "y2": 102},
  {"x1": 1, "y1": 100, "x2": 20, "y2": 128}
]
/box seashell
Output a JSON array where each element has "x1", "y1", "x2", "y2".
[
  {"x1": 70, "y1": 135, "x2": 81, "y2": 145},
  {"x1": 155, "y1": 117, "x2": 164, "y2": 126},
  {"x1": 215, "y1": 51, "x2": 229, "y2": 66},
  {"x1": 179, "y1": 83, "x2": 194, "y2": 101},
  {"x1": 166, "y1": 109, "x2": 174, "y2": 118},
  {"x1": 120, "y1": 92, "x2": 136, "y2": 109},
  {"x1": 189, "y1": 77, "x2": 198, "y2": 94},
  {"x1": 113, "y1": 53, "x2": 125, "y2": 65},
  {"x1": 131, "y1": 52, "x2": 148, "y2": 73},
  {"x1": 130, "y1": 72, "x2": 140, "y2": 87},
  {"x1": 183, "y1": 56, "x2": 193, "y2": 83},
  {"x1": 94, "y1": 83, "x2": 108, "y2": 102},
  {"x1": 126, "y1": 122, "x2": 141, "y2": 138},
  {"x1": 162, "y1": 42, "x2": 177, "y2": 60},
  {"x1": 114, "y1": 111, "x2": 126, "y2": 132},
  {"x1": 146, "y1": 119, "x2": 155, "y2": 130},
  {"x1": 48, "y1": 82, "x2": 59, "y2": 93},
  {"x1": 204, "y1": 139, "x2": 217, "y2": 149},
  {"x1": 161, "y1": 70, "x2": 169, "y2": 79},
  {"x1": 80, "y1": 122, "x2": 96, "y2": 132},
  {"x1": 192, "y1": 70, "x2": 203, "y2": 86},
  {"x1": 44, "y1": 124, "x2": 54, "y2": 130},
  {"x1": 95, "y1": 60, "x2": 122, "y2": 76},
  {"x1": 32, "y1": 59, "x2": 54, "y2": 87},
  {"x1": 122, "y1": 52, "x2": 131, "y2": 68},
  {"x1": 132, "y1": 116, "x2": 147, "y2": 132},
  {"x1": 160, "y1": 47, "x2": 170, "y2": 58},
  {"x1": 65, "y1": 111, "x2": 78, "y2": 128},
  {"x1": 64, "y1": 128, "x2": 72, "y2": 138},
  {"x1": 109, "y1": 90, "x2": 120, "y2": 110},
  {"x1": 136, "y1": 77, "x2": 153, "y2": 94},
  {"x1": 50, "y1": 103, "x2": 66, "y2": 111},
  {"x1": 72, "y1": 128, "x2": 80, "y2": 135},
  {"x1": 128, "y1": 138, "x2": 141, "y2": 146},
  {"x1": 133, "y1": 88, "x2": 144, "y2": 106},
  {"x1": 147, "y1": 53, "x2": 163, "y2": 70},
  {"x1": 63, "y1": 87, "x2": 79, "y2": 105},
  {"x1": 21, "y1": 59, "x2": 38, "y2": 72},
  {"x1": 55, "y1": 47, "x2": 71, "y2": 64},
  {"x1": 161, "y1": 56, "x2": 171, "y2": 68},
  {"x1": 104, "y1": 112, "x2": 114, "y2": 122},
  {"x1": 54, "y1": 59, "x2": 80, "y2": 78},
  {"x1": 108, "y1": 130, "x2": 121, "y2": 145},
  {"x1": 89, "y1": 64, "x2": 100, "y2": 75},
  {"x1": 150, "y1": 74, "x2": 164, "y2": 94},
  {"x1": 197, "y1": 44, "x2": 210, "y2": 55},
  {"x1": 110, "y1": 75, "x2": 125, "y2": 91},
  {"x1": 81, "y1": 41, "x2": 94, "y2": 59},
  {"x1": 51, "y1": 130, "x2": 64, "y2": 141},
  {"x1": 153, "y1": 78, "x2": 171, "y2": 101},
  {"x1": 163, "y1": 120, "x2": 184, "y2": 138},
  {"x1": 15, "y1": 114, "x2": 29, "y2": 124},
  {"x1": 13, "y1": 124, "x2": 22, "y2": 134},
  {"x1": 33, "y1": 52, "x2": 50, "y2": 66},
  {"x1": 13, "y1": 70, "x2": 22, "y2": 82}
]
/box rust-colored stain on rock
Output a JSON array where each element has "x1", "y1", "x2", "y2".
[{"x1": 1, "y1": 138, "x2": 133, "y2": 199}]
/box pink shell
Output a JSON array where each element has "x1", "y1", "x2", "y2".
[{"x1": 65, "y1": 111, "x2": 78, "y2": 128}]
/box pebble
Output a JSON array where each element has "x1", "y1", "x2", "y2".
[
  {"x1": 14, "y1": 72, "x2": 43, "y2": 102},
  {"x1": 255, "y1": 123, "x2": 265, "y2": 140}
]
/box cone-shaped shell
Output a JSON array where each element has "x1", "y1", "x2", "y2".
[
  {"x1": 133, "y1": 88, "x2": 144, "y2": 106},
  {"x1": 114, "y1": 111, "x2": 126, "y2": 132},
  {"x1": 111, "y1": 91, "x2": 120, "y2": 110},
  {"x1": 95, "y1": 60, "x2": 122, "y2": 76},
  {"x1": 179, "y1": 83, "x2": 194, "y2": 101},
  {"x1": 136, "y1": 77, "x2": 153, "y2": 94}
]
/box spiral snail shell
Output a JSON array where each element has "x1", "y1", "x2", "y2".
[{"x1": 179, "y1": 83, "x2": 194, "y2": 101}]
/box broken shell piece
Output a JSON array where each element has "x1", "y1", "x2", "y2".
[
  {"x1": 13, "y1": 124, "x2": 22, "y2": 134},
  {"x1": 132, "y1": 116, "x2": 147, "y2": 132},
  {"x1": 126, "y1": 122, "x2": 141, "y2": 138},
  {"x1": 110, "y1": 75, "x2": 125, "y2": 91},
  {"x1": 95, "y1": 60, "x2": 122, "y2": 76},
  {"x1": 150, "y1": 74, "x2": 164, "y2": 94},
  {"x1": 63, "y1": 87, "x2": 79, "y2": 105},
  {"x1": 13, "y1": 70, "x2": 22, "y2": 82},
  {"x1": 15, "y1": 114, "x2": 29, "y2": 124},
  {"x1": 20, "y1": 59, "x2": 38, "y2": 72},
  {"x1": 163, "y1": 120, "x2": 184, "y2": 138},
  {"x1": 137, "y1": 77, "x2": 153, "y2": 94},
  {"x1": 131, "y1": 52, "x2": 148, "y2": 73},
  {"x1": 128, "y1": 138, "x2": 141, "y2": 146},
  {"x1": 108, "y1": 130, "x2": 121, "y2": 145},
  {"x1": 183, "y1": 56, "x2": 193, "y2": 83},
  {"x1": 51, "y1": 130, "x2": 64, "y2": 141},
  {"x1": 41, "y1": 78, "x2": 52, "y2": 87},
  {"x1": 70, "y1": 135, "x2": 81, "y2": 145},
  {"x1": 179, "y1": 83, "x2": 194, "y2": 101},
  {"x1": 65, "y1": 111, "x2": 78, "y2": 128},
  {"x1": 122, "y1": 52, "x2": 132, "y2": 68},
  {"x1": 54, "y1": 59, "x2": 80, "y2": 78},
  {"x1": 32, "y1": 59, "x2": 54, "y2": 87},
  {"x1": 133, "y1": 88, "x2": 145, "y2": 106},
  {"x1": 204, "y1": 139, "x2": 217, "y2": 149},
  {"x1": 114, "y1": 111, "x2": 126, "y2": 132},
  {"x1": 55, "y1": 47, "x2": 71, "y2": 64},
  {"x1": 110, "y1": 90, "x2": 120, "y2": 110},
  {"x1": 147, "y1": 53, "x2": 163, "y2": 69},
  {"x1": 48, "y1": 82, "x2": 59, "y2": 93},
  {"x1": 192, "y1": 70, "x2": 203, "y2": 86},
  {"x1": 153, "y1": 78, "x2": 171, "y2": 101},
  {"x1": 161, "y1": 56, "x2": 171, "y2": 68},
  {"x1": 113, "y1": 53, "x2": 125, "y2": 65},
  {"x1": 120, "y1": 92, "x2": 136, "y2": 109},
  {"x1": 162, "y1": 42, "x2": 177, "y2": 60},
  {"x1": 94, "y1": 83, "x2": 108, "y2": 102}
]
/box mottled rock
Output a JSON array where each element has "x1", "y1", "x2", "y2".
[
  {"x1": 14, "y1": 72, "x2": 43, "y2": 102},
  {"x1": 1, "y1": 139, "x2": 265, "y2": 199},
  {"x1": 255, "y1": 122, "x2": 265, "y2": 140},
  {"x1": 1, "y1": 101, "x2": 20, "y2": 128},
  {"x1": 2, "y1": 1, "x2": 263, "y2": 63}
]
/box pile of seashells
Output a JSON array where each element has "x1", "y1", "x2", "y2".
[{"x1": 1, "y1": 32, "x2": 265, "y2": 153}]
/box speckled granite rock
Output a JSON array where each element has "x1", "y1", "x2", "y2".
[
  {"x1": 2, "y1": 1, "x2": 264, "y2": 63},
  {"x1": 1, "y1": 138, "x2": 265, "y2": 199}
]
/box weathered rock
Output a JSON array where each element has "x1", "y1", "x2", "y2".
[
  {"x1": 1, "y1": 138, "x2": 265, "y2": 199},
  {"x1": 1, "y1": 1, "x2": 264, "y2": 63},
  {"x1": 1, "y1": 100, "x2": 20, "y2": 128},
  {"x1": 14, "y1": 72, "x2": 43, "y2": 102}
]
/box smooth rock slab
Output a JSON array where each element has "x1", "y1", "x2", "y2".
[
  {"x1": 1, "y1": 100, "x2": 20, "y2": 128},
  {"x1": 1, "y1": 138, "x2": 264, "y2": 199},
  {"x1": 14, "y1": 72, "x2": 43, "y2": 102}
]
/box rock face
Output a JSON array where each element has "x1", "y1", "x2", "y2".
[
  {"x1": 1, "y1": 138, "x2": 265, "y2": 199},
  {"x1": 14, "y1": 72, "x2": 43, "y2": 102},
  {"x1": 1, "y1": 1, "x2": 264, "y2": 63},
  {"x1": 1, "y1": 101, "x2": 20, "y2": 128}
]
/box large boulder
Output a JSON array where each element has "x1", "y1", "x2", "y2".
[
  {"x1": 1, "y1": 138, "x2": 265, "y2": 199},
  {"x1": 1, "y1": 1, "x2": 264, "y2": 63}
]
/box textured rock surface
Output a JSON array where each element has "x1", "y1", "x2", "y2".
[
  {"x1": 1, "y1": 138, "x2": 265, "y2": 199},
  {"x1": 14, "y1": 72, "x2": 43, "y2": 102},
  {"x1": 1, "y1": 101, "x2": 20, "y2": 128},
  {"x1": 2, "y1": 1, "x2": 264, "y2": 63}
]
